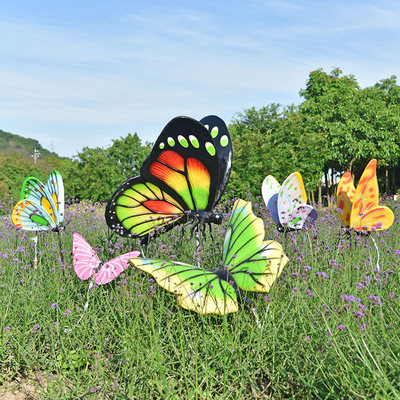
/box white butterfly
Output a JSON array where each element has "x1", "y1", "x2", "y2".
[{"x1": 262, "y1": 172, "x2": 318, "y2": 231}]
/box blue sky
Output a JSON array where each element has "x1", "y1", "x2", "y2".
[{"x1": 1, "y1": 0, "x2": 399, "y2": 157}]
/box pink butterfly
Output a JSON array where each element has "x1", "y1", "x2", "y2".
[{"x1": 72, "y1": 233, "x2": 139, "y2": 285}]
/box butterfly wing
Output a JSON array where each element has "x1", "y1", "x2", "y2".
[
  {"x1": 336, "y1": 172, "x2": 356, "y2": 227},
  {"x1": 262, "y1": 175, "x2": 281, "y2": 206},
  {"x1": 141, "y1": 116, "x2": 231, "y2": 212},
  {"x1": 287, "y1": 205, "x2": 317, "y2": 230},
  {"x1": 45, "y1": 170, "x2": 64, "y2": 224},
  {"x1": 106, "y1": 116, "x2": 232, "y2": 239},
  {"x1": 94, "y1": 251, "x2": 140, "y2": 285},
  {"x1": 262, "y1": 175, "x2": 281, "y2": 225},
  {"x1": 350, "y1": 159, "x2": 394, "y2": 231},
  {"x1": 20, "y1": 176, "x2": 60, "y2": 225},
  {"x1": 105, "y1": 176, "x2": 187, "y2": 238},
  {"x1": 277, "y1": 172, "x2": 307, "y2": 227},
  {"x1": 129, "y1": 258, "x2": 238, "y2": 315},
  {"x1": 267, "y1": 194, "x2": 281, "y2": 226},
  {"x1": 12, "y1": 200, "x2": 57, "y2": 231},
  {"x1": 222, "y1": 199, "x2": 288, "y2": 292},
  {"x1": 200, "y1": 115, "x2": 233, "y2": 207},
  {"x1": 72, "y1": 233, "x2": 101, "y2": 280},
  {"x1": 309, "y1": 208, "x2": 318, "y2": 222}
]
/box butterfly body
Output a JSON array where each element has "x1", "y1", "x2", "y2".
[
  {"x1": 106, "y1": 115, "x2": 232, "y2": 242},
  {"x1": 262, "y1": 172, "x2": 318, "y2": 231},
  {"x1": 189, "y1": 210, "x2": 223, "y2": 224},
  {"x1": 130, "y1": 199, "x2": 288, "y2": 315}
]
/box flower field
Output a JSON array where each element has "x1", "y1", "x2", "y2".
[{"x1": 1, "y1": 195, "x2": 400, "y2": 399}]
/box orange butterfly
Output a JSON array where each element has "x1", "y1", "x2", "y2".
[{"x1": 336, "y1": 159, "x2": 394, "y2": 231}]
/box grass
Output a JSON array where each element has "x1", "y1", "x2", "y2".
[{"x1": 1, "y1": 195, "x2": 400, "y2": 399}]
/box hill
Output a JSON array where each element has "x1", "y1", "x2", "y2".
[{"x1": 0, "y1": 128, "x2": 58, "y2": 158}]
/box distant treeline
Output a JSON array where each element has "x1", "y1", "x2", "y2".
[
  {"x1": 0, "y1": 133, "x2": 152, "y2": 204},
  {"x1": 2, "y1": 68, "x2": 400, "y2": 205},
  {"x1": 0, "y1": 128, "x2": 58, "y2": 158}
]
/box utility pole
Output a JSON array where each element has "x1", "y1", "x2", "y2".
[{"x1": 32, "y1": 147, "x2": 40, "y2": 164}]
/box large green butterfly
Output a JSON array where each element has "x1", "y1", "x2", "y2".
[{"x1": 130, "y1": 199, "x2": 288, "y2": 315}]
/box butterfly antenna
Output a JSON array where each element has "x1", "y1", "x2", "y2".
[{"x1": 65, "y1": 280, "x2": 94, "y2": 333}]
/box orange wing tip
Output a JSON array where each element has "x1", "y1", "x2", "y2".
[{"x1": 367, "y1": 159, "x2": 377, "y2": 169}]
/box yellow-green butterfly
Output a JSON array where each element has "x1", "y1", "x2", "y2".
[{"x1": 130, "y1": 199, "x2": 288, "y2": 315}]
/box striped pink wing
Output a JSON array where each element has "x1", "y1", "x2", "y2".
[
  {"x1": 94, "y1": 251, "x2": 140, "y2": 285},
  {"x1": 73, "y1": 233, "x2": 100, "y2": 280}
]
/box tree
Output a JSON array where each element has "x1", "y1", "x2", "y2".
[
  {"x1": 107, "y1": 133, "x2": 152, "y2": 178},
  {"x1": 228, "y1": 104, "x2": 283, "y2": 196},
  {"x1": 271, "y1": 106, "x2": 325, "y2": 193},
  {"x1": 71, "y1": 133, "x2": 152, "y2": 202},
  {"x1": 299, "y1": 69, "x2": 400, "y2": 195},
  {"x1": 299, "y1": 68, "x2": 361, "y2": 173}
]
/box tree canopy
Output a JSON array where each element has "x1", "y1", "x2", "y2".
[{"x1": 229, "y1": 68, "x2": 400, "y2": 201}]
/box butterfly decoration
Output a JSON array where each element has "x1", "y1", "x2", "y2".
[
  {"x1": 72, "y1": 233, "x2": 140, "y2": 285},
  {"x1": 130, "y1": 199, "x2": 288, "y2": 315},
  {"x1": 261, "y1": 172, "x2": 318, "y2": 232},
  {"x1": 11, "y1": 170, "x2": 65, "y2": 231},
  {"x1": 66, "y1": 233, "x2": 140, "y2": 333},
  {"x1": 105, "y1": 115, "x2": 232, "y2": 243},
  {"x1": 336, "y1": 159, "x2": 394, "y2": 231}
]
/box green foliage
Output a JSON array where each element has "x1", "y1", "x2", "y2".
[
  {"x1": 0, "y1": 153, "x2": 63, "y2": 201},
  {"x1": 71, "y1": 133, "x2": 152, "y2": 202},
  {"x1": 229, "y1": 104, "x2": 286, "y2": 195},
  {"x1": 229, "y1": 68, "x2": 400, "y2": 199},
  {"x1": 0, "y1": 132, "x2": 151, "y2": 204},
  {"x1": 299, "y1": 68, "x2": 361, "y2": 171},
  {"x1": 0, "y1": 128, "x2": 58, "y2": 158},
  {"x1": 299, "y1": 69, "x2": 400, "y2": 174},
  {"x1": 229, "y1": 104, "x2": 324, "y2": 196}
]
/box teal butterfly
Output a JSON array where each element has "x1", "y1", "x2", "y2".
[
  {"x1": 12, "y1": 170, "x2": 65, "y2": 231},
  {"x1": 130, "y1": 199, "x2": 289, "y2": 315}
]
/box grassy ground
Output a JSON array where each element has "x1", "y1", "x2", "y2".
[{"x1": 1, "y1": 196, "x2": 400, "y2": 399}]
